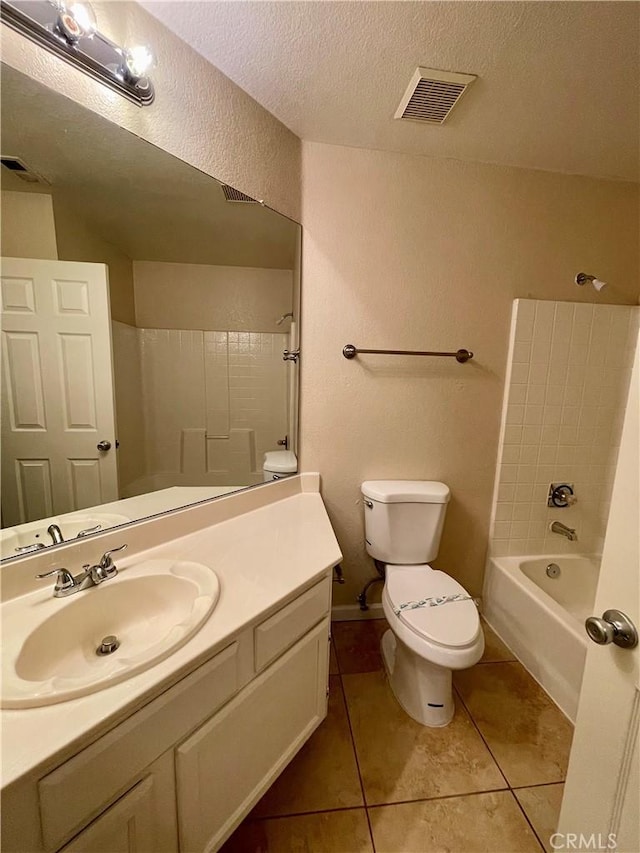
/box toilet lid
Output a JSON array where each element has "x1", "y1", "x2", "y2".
[{"x1": 386, "y1": 570, "x2": 478, "y2": 648}]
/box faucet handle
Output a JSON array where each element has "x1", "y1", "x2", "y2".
[
  {"x1": 99, "y1": 544, "x2": 127, "y2": 570},
  {"x1": 76, "y1": 524, "x2": 102, "y2": 538},
  {"x1": 15, "y1": 542, "x2": 46, "y2": 553},
  {"x1": 36, "y1": 568, "x2": 75, "y2": 593}
]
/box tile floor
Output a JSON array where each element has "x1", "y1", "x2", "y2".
[{"x1": 221, "y1": 619, "x2": 572, "y2": 853}]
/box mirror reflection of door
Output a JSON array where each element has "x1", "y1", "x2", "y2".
[
  {"x1": 0, "y1": 64, "x2": 301, "y2": 555},
  {"x1": 1, "y1": 258, "x2": 118, "y2": 526}
]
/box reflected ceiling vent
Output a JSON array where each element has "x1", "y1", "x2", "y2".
[
  {"x1": 395, "y1": 67, "x2": 477, "y2": 124},
  {"x1": 0, "y1": 156, "x2": 48, "y2": 184},
  {"x1": 221, "y1": 185, "x2": 258, "y2": 203}
]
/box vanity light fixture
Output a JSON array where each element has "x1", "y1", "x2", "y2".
[{"x1": 0, "y1": 0, "x2": 156, "y2": 106}]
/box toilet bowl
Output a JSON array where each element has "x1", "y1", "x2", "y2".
[
  {"x1": 361, "y1": 480, "x2": 484, "y2": 727},
  {"x1": 381, "y1": 564, "x2": 483, "y2": 726}
]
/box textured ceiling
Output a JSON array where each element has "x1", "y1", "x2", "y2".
[
  {"x1": 141, "y1": 1, "x2": 640, "y2": 182},
  {"x1": 0, "y1": 66, "x2": 298, "y2": 268}
]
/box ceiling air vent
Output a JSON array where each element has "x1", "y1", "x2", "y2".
[
  {"x1": 221, "y1": 185, "x2": 258, "y2": 203},
  {"x1": 395, "y1": 67, "x2": 477, "y2": 124},
  {"x1": 0, "y1": 156, "x2": 47, "y2": 183}
]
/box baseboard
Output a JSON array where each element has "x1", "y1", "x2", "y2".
[{"x1": 331, "y1": 603, "x2": 385, "y2": 621}]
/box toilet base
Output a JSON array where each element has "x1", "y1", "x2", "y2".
[{"x1": 380, "y1": 629, "x2": 454, "y2": 727}]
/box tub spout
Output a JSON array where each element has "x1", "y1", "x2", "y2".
[{"x1": 550, "y1": 521, "x2": 577, "y2": 541}]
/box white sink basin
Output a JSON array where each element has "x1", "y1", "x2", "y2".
[
  {"x1": 0, "y1": 512, "x2": 131, "y2": 557},
  {"x1": 2, "y1": 559, "x2": 220, "y2": 708}
]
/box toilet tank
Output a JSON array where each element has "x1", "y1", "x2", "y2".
[{"x1": 361, "y1": 480, "x2": 450, "y2": 564}]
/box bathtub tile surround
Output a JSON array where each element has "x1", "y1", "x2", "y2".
[
  {"x1": 112, "y1": 322, "x2": 289, "y2": 493},
  {"x1": 491, "y1": 299, "x2": 638, "y2": 558},
  {"x1": 224, "y1": 618, "x2": 567, "y2": 851}
]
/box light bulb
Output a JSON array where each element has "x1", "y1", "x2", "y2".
[
  {"x1": 68, "y1": 2, "x2": 97, "y2": 36},
  {"x1": 58, "y1": 2, "x2": 97, "y2": 40},
  {"x1": 124, "y1": 45, "x2": 155, "y2": 80}
]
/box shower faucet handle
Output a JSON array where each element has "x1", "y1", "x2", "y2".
[{"x1": 548, "y1": 483, "x2": 576, "y2": 508}]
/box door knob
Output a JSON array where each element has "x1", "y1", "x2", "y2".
[
  {"x1": 96, "y1": 440, "x2": 111, "y2": 451},
  {"x1": 585, "y1": 610, "x2": 638, "y2": 649}
]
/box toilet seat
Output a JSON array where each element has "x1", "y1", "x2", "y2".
[
  {"x1": 382, "y1": 565, "x2": 483, "y2": 670},
  {"x1": 386, "y1": 569, "x2": 478, "y2": 648}
]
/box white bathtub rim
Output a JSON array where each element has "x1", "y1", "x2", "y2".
[{"x1": 485, "y1": 553, "x2": 592, "y2": 647}]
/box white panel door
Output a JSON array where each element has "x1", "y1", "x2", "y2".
[
  {"x1": 1, "y1": 258, "x2": 118, "y2": 525},
  {"x1": 558, "y1": 330, "x2": 639, "y2": 852}
]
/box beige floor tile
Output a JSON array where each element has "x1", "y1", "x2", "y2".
[
  {"x1": 329, "y1": 637, "x2": 340, "y2": 675},
  {"x1": 332, "y1": 619, "x2": 389, "y2": 674},
  {"x1": 369, "y1": 791, "x2": 542, "y2": 853},
  {"x1": 342, "y1": 670, "x2": 505, "y2": 805},
  {"x1": 455, "y1": 662, "x2": 574, "y2": 787},
  {"x1": 480, "y1": 618, "x2": 516, "y2": 663},
  {"x1": 252, "y1": 676, "x2": 363, "y2": 817},
  {"x1": 220, "y1": 808, "x2": 373, "y2": 853},
  {"x1": 515, "y1": 783, "x2": 564, "y2": 853}
]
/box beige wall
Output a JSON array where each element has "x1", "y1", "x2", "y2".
[
  {"x1": 133, "y1": 261, "x2": 293, "y2": 332},
  {"x1": 54, "y1": 196, "x2": 135, "y2": 325},
  {"x1": 0, "y1": 1, "x2": 301, "y2": 222},
  {"x1": 1, "y1": 191, "x2": 58, "y2": 259},
  {"x1": 300, "y1": 141, "x2": 639, "y2": 605}
]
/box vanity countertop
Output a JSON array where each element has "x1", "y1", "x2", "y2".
[{"x1": 1, "y1": 475, "x2": 342, "y2": 789}]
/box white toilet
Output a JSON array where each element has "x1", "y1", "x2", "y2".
[{"x1": 361, "y1": 480, "x2": 484, "y2": 727}]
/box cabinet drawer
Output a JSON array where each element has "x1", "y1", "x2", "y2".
[
  {"x1": 254, "y1": 576, "x2": 330, "y2": 671},
  {"x1": 39, "y1": 641, "x2": 241, "y2": 851}
]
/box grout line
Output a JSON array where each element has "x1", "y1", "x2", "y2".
[
  {"x1": 452, "y1": 682, "x2": 511, "y2": 790},
  {"x1": 365, "y1": 786, "x2": 512, "y2": 811},
  {"x1": 510, "y1": 788, "x2": 548, "y2": 853},
  {"x1": 241, "y1": 803, "x2": 374, "y2": 822},
  {"x1": 511, "y1": 780, "x2": 566, "y2": 790},
  {"x1": 337, "y1": 672, "x2": 377, "y2": 852}
]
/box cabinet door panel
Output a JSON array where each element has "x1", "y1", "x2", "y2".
[
  {"x1": 58, "y1": 752, "x2": 177, "y2": 853},
  {"x1": 176, "y1": 619, "x2": 329, "y2": 853},
  {"x1": 39, "y1": 642, "x2": 239, "y2": 850},
  {"x1": 59, "y1": 778, "x2": 155, "y2": 853}
]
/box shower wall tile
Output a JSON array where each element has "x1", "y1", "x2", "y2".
[
  {"x1": 135, "y1": 328, "x2": 288, "y2": 487},
  {"x1": 490, "y1": 299, "x2": 638, "y2": 557}
]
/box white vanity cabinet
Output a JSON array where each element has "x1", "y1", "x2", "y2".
[
  {"x1": 1, "y1": 573, "x2": 332, "y2": 853},
  {"x1": 176, "y1": 619, "x2": 329, "y2": 851}
]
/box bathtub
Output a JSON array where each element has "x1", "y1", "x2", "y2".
[{"x1": 482, "y1": 554, "x2": 600, "y2": 722}]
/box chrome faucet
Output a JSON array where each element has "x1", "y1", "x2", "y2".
[
  {"x1": 36, "y1": 544, "x2": 127, "y2": 598},
  {"x1": 47, "y1": 524, "x2": 64, "y2": 545},
  {"x1": 550, "y1": 521, "x2": 577, "y2": 542}
]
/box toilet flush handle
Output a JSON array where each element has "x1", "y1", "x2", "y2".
[{"x1": 363, "y1": 499, "x2": 373, "y2": 509}]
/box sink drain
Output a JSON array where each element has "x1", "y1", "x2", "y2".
[{"x1": 96, "y1": 635, "x2": 120, "y2": 656}]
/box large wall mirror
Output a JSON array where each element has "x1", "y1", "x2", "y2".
[{"x1": 0, "y1": 65, "x2": 301, "y2": 561}]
